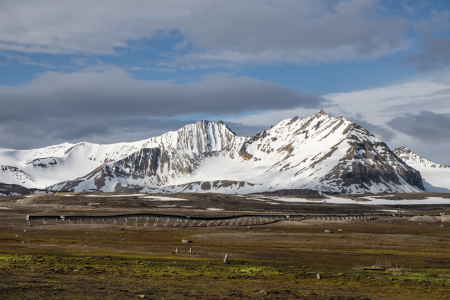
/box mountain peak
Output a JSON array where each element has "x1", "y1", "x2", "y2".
[
  {"x1": 173, "y1": 119, "x2": 238, "y2": 154},
  {"x1": 314, "y1": 109, "x2": 329, "y2": 117},
  {"x1": 394, "y1": 146, "x2": 411, "y2": 154}
]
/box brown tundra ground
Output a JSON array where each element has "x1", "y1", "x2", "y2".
[{"x1": 0, "y1": 192, "x2": 450, "y2": 300}]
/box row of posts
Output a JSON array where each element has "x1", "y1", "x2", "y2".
[
  {"x1": 27, "y1": 214, "x2": 385, "y2": 227},
  {"x1": 27, "y1": 216, "x2": 281, "y2": 227}
]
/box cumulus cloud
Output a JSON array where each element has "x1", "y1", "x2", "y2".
[
  {"x1": 0, "y1": 0, "x2": 410, "y2": 65},
  {"x1": 0, "y1": 67, "x2": 325, "y2": 148},
  {"x1": 387, "y1": 111, "x2": 450, "y2": 144}
]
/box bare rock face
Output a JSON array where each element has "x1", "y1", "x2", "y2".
[
  {"x1": 238, "y1": 130, "x2": 270, "y2": 160},
  {"x1": 260, "y1": 189, "x2": 320, "y2": 196},
  {"x1": 321, "y1": 132, "x2": 424, "y2": 193},
  {"x1": 175, "y1": 120, "x2": 237, "y2": 153},
  {"x1": 238, "y1": 145, "x2": 253, "y2": 160}
]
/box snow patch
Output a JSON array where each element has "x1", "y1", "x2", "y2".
[
  {"x1": 85, "y1": 194, "x2": 145, "y2": 197},
  {"x1": 361, "y1": 196, "x2": 450, "y2": 205},
  {"x1": 141, "y1": 196, "x2": 186, "y2": 201},
  {"x1": 269, "y1": 197, "x2": 324, "y2": 203}
]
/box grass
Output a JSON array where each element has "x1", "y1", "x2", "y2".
[
  {"x1": 1, "y1": 222, "x2": 450, "y2": 299},
  {"x1": 1, "y1": 251, "x2": 449, "y2": 299}
]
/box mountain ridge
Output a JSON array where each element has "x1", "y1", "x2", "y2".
[
  {"x1": 394, "y1": 146, "x2": 450, "y2": 193},
  {"x1": 44, "y1": 110, "x2": 424, "y2": 194}
]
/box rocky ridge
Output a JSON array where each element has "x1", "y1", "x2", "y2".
[{"x1": 394, "y1": 147, "x2": 450, "y2": 169}]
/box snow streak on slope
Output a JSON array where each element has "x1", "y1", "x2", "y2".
[
  {"x1": 51, "y1": 110, "x2": 424, "y2": 194},
  {"x1": 394, "y1": 147, "x2": 450, "y2": 193}
]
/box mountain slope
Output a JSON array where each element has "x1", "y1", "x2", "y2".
[
  {"x1": 394, "y1": 147, "x2": 450, "y2": 193},
  {"x1": 50, "y1": 110, "x2": 424, "y2": 194},
  {"x1": 0, "y1": 165, "x2": 35, "y2": 187}
]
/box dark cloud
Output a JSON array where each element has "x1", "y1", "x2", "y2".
[
  {"x1": 52, "y1": 124, "x2": 111, "y2": 140},
  {"x1": 0, "y1": 69, "x2": 324, "y2": 120},
  {"x1": 0, "y1": 118, "x2": 194, "y2": 149},
  {"x1": 351, "y1": 118, "x2": 396, "y2": 142},
  {"x1": 222, "y1": 122, "x2": 267, "y2": 137},
  {"x1": 0, "y1": 68, "x2": 325, "y2": 149},
  {"x1": 400, "y1": 38, "x2": 450, "y2": 71},
  {"x1": 387, "y1": 111, "x2": 450, "y2": 143}
]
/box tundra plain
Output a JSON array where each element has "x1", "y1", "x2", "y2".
[{"x1": 1, "y1": 192, "x2": 450, "y2": 299}]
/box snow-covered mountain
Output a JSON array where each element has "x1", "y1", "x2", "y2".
[
  {"x1": 0, "y1": 110, "x2": 432, "y2": 194},
  {"x1": 43, "y1": 110, "x2": 424, "y2": 194},
  {"x1": 394, "y1": 147, "x2": 450, "y2": 193}
]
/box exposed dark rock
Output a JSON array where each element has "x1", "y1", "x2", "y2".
[
  {"x1": 321, "y1": 128, "x2": 425, "y2": 192},
  {"x1": 25, "y1": 157, "x2": 58, "y2": 168},
  {"x1": 238, "y1": 130, "x2": 270, "y2": 160},
  {"x1": 0, "y1": 183, "x2": 32, "y2": 195},
  {"x1": 259, "y1": 189, "x2": 320, "y2": 196},
  {"x1": 201, "y1": 181, "x2": 211, "y2": 190}
]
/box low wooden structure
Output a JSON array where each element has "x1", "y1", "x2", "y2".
[{"x1": 25, "y1": 213, "x2": 398, "y2": 227}]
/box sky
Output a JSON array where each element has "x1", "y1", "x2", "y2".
[{"x1": 0, "y1": 0, "x2": 450, "y2": 164}]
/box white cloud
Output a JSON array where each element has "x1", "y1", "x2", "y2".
[
  {"x1": 0, "y1": 0, "x2": 413, "y2": 65},
  {"x1": 326, "y1": 80, "x2": 450, "y2": 123}
]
